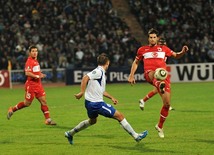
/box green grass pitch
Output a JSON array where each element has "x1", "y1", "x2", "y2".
[{"x1": 0, "y1": 82, "x2": 213, "y2": 155}]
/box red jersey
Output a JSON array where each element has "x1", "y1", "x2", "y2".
[
  {"x1": 136, "y1": 45, "x2": 173, "y2": 71},
  {"x1": 25, "y1": 57, "x2": 42, "y2": 86}
]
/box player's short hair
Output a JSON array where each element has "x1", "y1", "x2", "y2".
[
  {"x1": 28, "y1": 45, "x2": 37, "y2": 52},
  {"x1": 97, "y1": 53, "x2": 109, "y2": 65},
  {"x1": 148, "y1": 28, "x2": 159, "y2": 37}
]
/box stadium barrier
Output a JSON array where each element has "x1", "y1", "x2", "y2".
[
  {"x1": 0, "y1": 70, "x2": 11, "y2": 88},
  {"x1": 66, "y1": 63, "x2": 214, "y2": 85},
  {"x1": 1, "y1": 68, "x2": 66, "y2": 88},
  {"x1": 1, "y1": 63, "x2": 213, "y2": 88}
]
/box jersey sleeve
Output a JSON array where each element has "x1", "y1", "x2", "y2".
[
  {"x1": 164, "y1": 46, "x2": 173, "y2": 57},
  {"x1": 136, "y1": 47, "x2": 144, "y2": 60},
  {"x1": 25, "y1": 60, "x2": 32, "y2": 72},
  {"x1": 87, "y1": 68, "x2": 102, "y2": 80}
]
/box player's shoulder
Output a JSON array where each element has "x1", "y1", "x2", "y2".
[
  {"x1": 25, "y1": 57, "x2": 31, "y2": 64},
  {"x1": 90, "y1": 67, "x2": 102, "y2": 75},
  {"x1": 138, "y1": 45, "x2": 150, "y2": 52},
  {"x1": 160, "y1": 45, "x2": 170, "y2": 50}
]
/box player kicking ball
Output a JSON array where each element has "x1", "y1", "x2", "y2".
[
  {"x1": 128, "y1": 29, "x2": 188, "y2": 138},
  {"x1": 65, "y1": 53, "x2": 148, "y2": 144},
  {"x1": 139, "y1": 37, "x2": 174, "y2": 111}
]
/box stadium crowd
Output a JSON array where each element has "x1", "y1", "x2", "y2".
[
  {"x1": 0, "y1": 0, "x2": 214, "y2": 70},
  {"x1": 0, "y1": 0, "x2": 140, "y2": 70},
  {"x1": 128, "y1": 0, "x2": 214, "y2": 64}
]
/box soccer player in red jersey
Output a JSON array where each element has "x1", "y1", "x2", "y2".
[
  {"x1": 128, "y1": 28, "x2": 188, "y2": 138},
  {"x1": 139, "y1": 37, "x2": 174, "y2": 111},
  {"x1": 7, "y1": 45, "x2": 56, "y2": 125}
]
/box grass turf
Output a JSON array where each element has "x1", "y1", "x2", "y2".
[{"x1": 0, "y1": 82, "x2": 213, "y2": 155}]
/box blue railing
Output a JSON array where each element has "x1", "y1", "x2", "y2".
[{"x1": 11, "y1": 68, "x2": 65, "y2": 84}]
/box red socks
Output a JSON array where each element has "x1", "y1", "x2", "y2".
[
  {"x1": 12, "y1": 102, "x2": 26, "y2": 112},
  {"x1": 41, "y1": 105, "x2": 50, "y2": 119},
  {"x1": 158, "y1": 106, "x2": 169, "y2": 129},
  {"x1": 143, "y1": 91, "x2": 156, "y2": 102},
  {"x1": 11, "y1": 102, "x2": 50, "y2": 120}
]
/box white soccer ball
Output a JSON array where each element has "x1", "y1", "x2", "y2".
[{"x1": 154, "y1": 68, "x2": 168, "y2": 81}]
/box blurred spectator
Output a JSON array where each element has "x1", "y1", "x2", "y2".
[
  {"x1": 128, "y1": 0, "x2": 214, "y2": 63},
  {"x1": 2, "y1": 0, "x2": 213, "y2": 71},
  {"x1": 207, "y1": 44, "x2": 214, "y2": 62},
  {"x1": 1, "y1": 0, "x2": 142, "y2": 69},
  {"x1": 0, "y1": 57, "x2": 8, "y2": 69}
]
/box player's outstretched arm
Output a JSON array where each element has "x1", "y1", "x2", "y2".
[
  {"x1": 128, "y1": 59, "x2": 139, "y2": 85},
  {"x1": 172, "y1": 45, "x2": 189, "y2": 59},
  {"x1": 103, "y1": 91, "x2": 118, "y2": 105}
]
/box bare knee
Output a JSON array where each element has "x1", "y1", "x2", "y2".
[
  {"x1": 164, "y1": 103, "x2": 170, "y2": 109},
  {"x1": 161, "y1": 92, "x2": 170, "y2": 109},
  {"x1": 24, "y1": 100, "x2": 32, "y2": 107},
  {"x1": 113, "y1": 111, "x2": 124, "y2": 122},
  {"x1": 37, "y1": 96, "x2": 47, "y2": 105}
]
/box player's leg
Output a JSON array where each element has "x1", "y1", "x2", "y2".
[
  {"x1": 66, "y1": 118, "x2": 95, "y2": 137},
  {"x1": 37, "y1": 95, "x2": 56, "y2": 125},
  {"x1": 142, "y1": 88, "x2": 158, "y2": 102},
  {"x1": 144, "y1": 70, "x2": 165, "y2": 94},
  {"x1": 147, "y1": 71, "x2": 166, "y2": 94},
  {"x1": 113, "y1": 109, "x2": 148, "y2": 142},
  {"x1": 65, "y1": 118, "x2": 95, "y2": 144},
  {"x1": 139, "y1": 88, "x2": 174, "y2": 111},
  {"x1": 7, "y1": 90, "x2": 33, "y2": 120},
  {"x1": 65, "y1": 100, "x2": 98, "y2": 144},
  {"x1": 139, "y1": 88, "x2": 158, "y2": 110},
  {"x1": 155, "y1": 91, "x2": 171, "y2": 138}
]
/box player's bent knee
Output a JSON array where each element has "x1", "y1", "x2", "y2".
[
  {"x1": 113, "y1": 111, "x2": 124, "y2": 122},
  {"x1": 164, "y1": 104, "x2": 170, "y2": 109}
]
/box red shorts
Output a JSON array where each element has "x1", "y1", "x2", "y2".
[
  {"x1": 144, "y1": 70, "x2": 171, "y2": 93},
  {"x1": 24, "y1": 83, "x2": 45, "y2": 101}
]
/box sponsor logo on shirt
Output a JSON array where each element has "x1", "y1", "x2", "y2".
[{"x1": 32, "y1": 65, "x2": 40, "y2": 72}]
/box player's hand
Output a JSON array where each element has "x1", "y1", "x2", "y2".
[
  {"x1": 182, "y1": 46, "x2": 189, "y2": 53},
  {"x1": 40, "y1": 73, "x2": 46, "y2": 78},
  {"x1": 111, "y1": 97, "x2": 118, "y2": 105},
  {"x1": 74, "y1": 92, "x2": 84, "y2": 99},
  {"x1": 128, "y1": 75, "x2": 136, "y2": 86}
]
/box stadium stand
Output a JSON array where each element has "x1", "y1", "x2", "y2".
[
  {"x1": 0, "y1": 0, "x2": 140, "y2": 70},
  {"x1": 0, "y1": 0, "x2": 213, "y2": 72},
  {"x1": 128, "y1": 0, "x2": 214, "y2": 64}
]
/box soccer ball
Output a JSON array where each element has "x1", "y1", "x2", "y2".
[{"x1": 154, "y1": 68, "x2": 168, "y2": 81}]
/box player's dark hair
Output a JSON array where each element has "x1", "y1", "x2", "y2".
[
  {"x1": 28, "y1": 45, "x2": 37, "y2": 52},
  {"x1": 97, "y1": 53, "x2": 109, "y2": 65},
  {"x1": 148, "y1": 28, "x2": 159, "y2": 37},
  {"x1": 158, "y1": 37, "x2": 166, "y2": 45}
]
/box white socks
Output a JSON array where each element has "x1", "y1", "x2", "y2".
[
  {"x1": 120, "y1": 118, "x2": 138, "y2": 139},
  {"x1": 68, "y1": 118, "x2": 139, "y2": 139},
  {"x1": 69, "y1": 120, "x2": 91, "y2": 136}
]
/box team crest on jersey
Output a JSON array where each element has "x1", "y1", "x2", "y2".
[
  {"x1": 152, "y1": 52, "x2": 158, "y2": 58},
  {"x1": 92, "y1": 71, "x2": 96, "y2": 74},
  {"x1": 157, "y1": 47, "x2": 162, "y2": 52}
]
